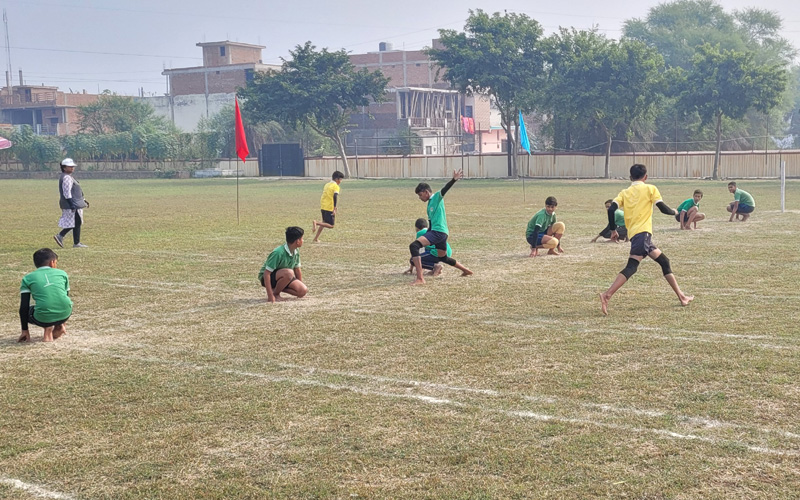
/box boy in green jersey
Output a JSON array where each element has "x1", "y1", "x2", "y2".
[
  {"x1": 526, "y1": 196, "x2": 566, "y2": 257},
  {"x1": 18, "y1": 248, "x2": 72, "y2": 343},
  {"x1": 591, "y1": 199, "x2": 627, "y2": 243},
  {"x1": 405, "y1": 218, "x2": 445, "y2": 276},
  {"x1": 727, "y1": 182, "x2": 755, "y2": 222},
  {"x1": 258, "y1": 226, "x2": 308, "y2": 303},
  {"x1": 409, "y1": 169, "x2": 473, "y2": 285},
  {"x1": 676, "y1": 190, "x2": 705, "y2": 230}
]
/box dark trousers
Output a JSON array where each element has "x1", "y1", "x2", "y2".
[{"x1": 59, "y1": 212, "x2": 82, "y2": 244}]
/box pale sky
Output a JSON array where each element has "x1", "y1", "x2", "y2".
[{"x1": 4, "y1": 0, "x2": 800, "y2": 96}]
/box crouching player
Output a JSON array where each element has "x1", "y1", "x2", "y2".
[
  {"x1": 259, "y1": 226, "x2": 308, "y2": 303},
  {"x1": 599, "y1": 164, "x2": 693, "y2": 315}
]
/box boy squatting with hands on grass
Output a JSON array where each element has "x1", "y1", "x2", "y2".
[
  {"x1": 18, "y1": 248, "x2": 72, "y2": 343},
  {"x1": 259, "y1": 226, "x2": 308, "y2": 303}
]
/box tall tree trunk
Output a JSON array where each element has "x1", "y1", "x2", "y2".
[
  {"x1": 713, "y1": 112, "x2": 722, "y2": 180},
  {"x1": 605, "y1": 132, "x2": 613, "y2": 179},
  {"x1": 333, "y1": 134, "x2": 351, "y2": 178}
]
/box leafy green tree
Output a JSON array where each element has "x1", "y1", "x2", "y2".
[
  {"x1": 240, "y1": 42, "x2": 389, "y2": 177},
  {"x1": 428, "y1": 10, "x2": 546, "y2": 176},
  {"x1": 677, "y1": 43, "x2": 788, "y2": 179},
  {"x1": 543, "y1": 30, "x2": 666, "y2": 177},
  {"x1": 9, "y1": 126, "x2": 61, "y2": 170},
  {"x1": 78, "y1": 91, "x2": 169, "y2": 135}
]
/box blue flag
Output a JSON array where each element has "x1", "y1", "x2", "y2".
[{"x1": 519, "y1": 111, "x2": 531, "y2": 154}]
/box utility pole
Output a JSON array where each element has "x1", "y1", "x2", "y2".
[{"x1": 3, "y1": 9, "x2": 12, "y2": 95}]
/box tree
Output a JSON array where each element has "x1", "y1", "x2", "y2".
[
  {"x1": 78, "y1": 91, "x2": 168, "y2": 135},
  {"x1": 677, "y1": 43, "x2": 788, "y2": 179},
  {"x1": 428, "y1": 10, "x2": 546, "y2": 176},
  {"x1": 9, "y1": 126, "x2": 61, "y2": 170},
  {"x1": 196, "y1": 104, "x2": 286, "y2": 160},
  {"x1": 239, "y1": 42, "x2": 389, "y2": 178}
]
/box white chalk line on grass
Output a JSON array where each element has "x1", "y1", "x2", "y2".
[
  {"x1": 66, "y1": 346, "x2": 800, "y2": 456},
  {"x1": 0, "y1": 477, "x2": 75, "y2": 499},
  {"x1": 349, "y1": 307, "x2": 798, "y2": 351}
]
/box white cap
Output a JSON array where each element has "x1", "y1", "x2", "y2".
[{"x1": 60, "y1": 158, "x2": 76, "y2": 167}]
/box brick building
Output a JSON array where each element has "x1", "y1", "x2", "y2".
[
  {"x1": 0, "y1": 78, "x2": 100, "y2": 135},
  {"x1": 348, "y1": 41, "x2": 502, "y2": 155},
  {"x1": 149, "y1": 41, "x2": 279, "y2": 131}
]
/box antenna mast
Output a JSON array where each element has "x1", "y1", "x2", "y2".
[{"x1": 3, "y1": 9, "x2": 12, "y2": 93}]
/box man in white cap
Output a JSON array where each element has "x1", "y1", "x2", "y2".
[{"x1": 54, "y1": 158, "x2": 89, "y2": 248}]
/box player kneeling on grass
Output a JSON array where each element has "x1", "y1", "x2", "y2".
[
  {"x1": 599, "y1": 164, "x2": 693, "y2": 316},
  {"x1": 409, "y1": 169, "x2": 473, "y2": 285},
  {"x1": 676, "y1": 190, "x2": 705, "y2": 230},
  {"x1": 404, "y1": 218, "x2": 449, "y2": 277},
  {"x1": 259, "y1": 226, "x2": 308, "y2": 303},
  {"x1": 591, "y1": 199, "x2": 627, "y2": 243},
  {"x1": 526, "y1": 196, "x2": 565, "y2": 257},
  {"x1": 18, "y1": 248, "x2": 72, "y2": 343}
]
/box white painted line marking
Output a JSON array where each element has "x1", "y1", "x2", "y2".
[{"x1": 0, "y1": 477, "x2": 75, "y2": 499}]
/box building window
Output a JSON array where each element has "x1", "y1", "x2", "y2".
[
  {"x1": 220, "y1": 46, "x2": 226, "y2": 56},
  {"x1": 465, "y1": 105, "x2": 473, "y2": 118},
  {"x1": 245, "y1": 69, "x2": 254, "y2": 82},
  {"x1": 425, "y1": 146, "x2": 433, "y2": 155},
  {"x1": 501, "y1": 140, "x2": 509, "y2": 152}
]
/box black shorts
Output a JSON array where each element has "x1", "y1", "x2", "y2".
[
  {"x1": 422, "y1": 230, "x2": 448, "y2": 253},
  {"x1": 261, "y1": 272, "x2": 295, "y2": 290},
  {"x1": 321, "y1": 210, "x2": 335, "y2": 226},
  {"x1": 412, "y1": 251, "x2": 441, "y2": 270},
  {"x1": 675, "y1": 212, "x2": 690, "y2": 222},
  {"x1": 27, "y1": 306, "x2": 69, "y2": 328},
  {"x1": 629, "y1": 232, "x2": 657, "y2": 257}
]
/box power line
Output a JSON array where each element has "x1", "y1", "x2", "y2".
[{"x1": 10, "y1": 45, "x2": 201, "y2": 60}]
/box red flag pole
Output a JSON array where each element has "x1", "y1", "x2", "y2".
[{"x1": 234, "y1": 98, "x2": 249, "y2": 225}]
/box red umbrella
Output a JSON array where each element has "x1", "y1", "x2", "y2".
[{"x1": 0, "y1": 136, "x2": 12, "y2": 149}]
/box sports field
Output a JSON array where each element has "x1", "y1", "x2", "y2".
[{"x1": 2, "y1": 177, "x2": 799, "y2": 499}]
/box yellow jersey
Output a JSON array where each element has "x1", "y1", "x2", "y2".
[
  {"x1": 320, "y1": 181, "x2": 340, "y2": 211},
  {"x1": 613, "y1": 181, "x2": 663, "y2": 238}
]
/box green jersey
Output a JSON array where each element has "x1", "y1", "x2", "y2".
[
  {"x1": 427, "y1": 191, "x2": 449, "y2": 234},
  {"x1": 614, "y1": 209, "x2": 625, "y2": 228},
  {"x1": 20, "y1": 267, "x2": 72, "y2": 323},
  {"x1": 259, "y1": 244, "x2": 301, "y2": 281},
  {"x1": 734, "y1": 189, "x2": 755, "y2": 207},
  {"x1": 416, "y1": 229, "x2": 452, "y2": 257},
  {"x1": 677, "y1": 198, "x2": 698, "y2": 213},
  {"x1": 526, "y1": 208, "x2": 557, "y2": 237}
]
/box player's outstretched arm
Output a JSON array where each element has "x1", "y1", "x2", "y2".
[
  {"x1": 656, "y1": 201, "x2": 676, "y2": 216},
  {"x1": 441, "y1": 169, "x2": 463, "y2": 197}
]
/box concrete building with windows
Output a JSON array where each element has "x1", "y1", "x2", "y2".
[
  {"x1": 347, "y1": 40, "x2": 503, "y2": 155},
  {"x1": 143, "y1": 41, "x2": 279, "y2": 132},
  {"x1": 0, "y1": 73, "x2": 100, "y2": 135}
]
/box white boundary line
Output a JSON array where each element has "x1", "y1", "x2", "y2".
[
  {"x1": 67, "y1": 346, "x2": 800, "y2": 457},
  {"x1": 0, "y1": 477, "x2": 74, "y2": 499}
]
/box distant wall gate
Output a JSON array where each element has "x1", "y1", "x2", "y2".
[{"x1": 259, "y1": 143, "x2": 304, "y2": 176}]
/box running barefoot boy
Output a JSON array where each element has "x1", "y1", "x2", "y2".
[
  {"x1": 676, "y1": 190, "x2": 705, "y2": 230},
  {"x1": 259, "y1": 226, "x2": 308, "y2": 303},
  {"x1": 18, "y1": 248, "x2": 72, "y2": 343},
  {"x1": 312, "y1": 171, "x2": 344, "y2": 242},
  {"x1": 599, "y1": 164, "x2": 694, "y2": 315},
  {"x1": 409, "y1": 169, "x2": 473, "y2": 285},
  {"x1": 526, "y1": 196, "x2": 566, "y2": 257}
]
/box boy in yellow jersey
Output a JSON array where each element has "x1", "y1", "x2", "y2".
[
  {"x1": 599, "y1": 164, "x2": 693, "y2": 315},
  {"x1": 311, "y1": 171, "x2": 344, "y2": 242}
]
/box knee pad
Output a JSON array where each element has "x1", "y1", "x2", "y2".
[
  {"x1": 542, "y1": 237, "x2": 558, "y2": 249},
  {"x1": 551, "y1": 221, "x2": 565, "y2": 235},
  {"x1": 620, "y1": 258, "x2": 640, "y2": 279},
  {"x1": 654, "y1": 253, "x2": 672, "y2": 276},
  {"x1": 410, "y1": 240, "x2": 424, "y2": 258},
  {"x1": 439, "y1": 256, "x2": 457, "y2": 266}
]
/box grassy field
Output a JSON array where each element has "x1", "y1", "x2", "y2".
[{"x1": 1, "y1": 176, "x2": 799, "y2": 499}]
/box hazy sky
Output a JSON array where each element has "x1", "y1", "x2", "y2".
[{"x1": 5, "y1": 0, "x2": 800, "y2": 96}]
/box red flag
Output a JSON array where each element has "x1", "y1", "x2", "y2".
[{"x1": 234, "y1": 98, "x2": 249, "y2": 163}]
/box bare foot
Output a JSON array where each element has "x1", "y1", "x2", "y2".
[
  {"x1": 410, "y1": 278, "x2": 426, "y2": 285},
  {"x1": 432, "y1": 265, "x2": 443, "y2": 277},
  {"x1": 312, "y1": 238, "x2": 320, "y2": 243},
  {"x1": 460, "y1": 269, "x2": 473, "y2": 277},
  {"x1": 680, "y1": 295, "x2": 694, "y2": 307},
  {"x1": 547, "y1": 249, "x2": 558, "y2": 255},
  {"x1": 528, "y1": 250, "x2": 537, "y2": 257},
  {"x1": 599, "y1": 293, "x2": 610, "y2": 316},
  {"x1": 52, "y1": 324, "x2": 66, "y2": 340}
]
